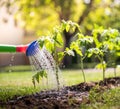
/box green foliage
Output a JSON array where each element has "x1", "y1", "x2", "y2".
[
  {"x1": 65, "y1": 47, "x2": 74, "y2": 56},
  {"x1": 0, "y1": 86, "x2": 39, "y2": 102},
  {"x1": 37, "y1": 20, "x2": 80, "y2": 63},
  {"x1": 13, "y1": 0, "x2": 59, "y2": 36},
  {"x1": 88, "y1": 47, "x2": 106, "y2": 80},
  {"x1": 61, "y1": 20, "x2": 81, "y2": 33},
  {"x1": 70, "y1": 34, "x2": 94, "y2": 57},
  {"x1": 2, "y1": 0, "x2": 120, "y2": 36},
  {"x1": 70, "y1": 41, "x2": 83, "y2": 56},
  {"x1": 70, "y1": 32, "x2": 94, "y2": 82},
  {"x1": 82, "y1": 86, "x2": 120, "y2": 109},
  {"x1": 83, "y1": 0, "x2": 120, "y2": 32},
  {"x1": 32, "y1": 70, "x2": 47, "y2": 88},
  {"x1": 88, "y1": 48, "x2": 103, "y2": 58},
  {"x1": 95, "y1": 62, "x2": 107, "y2": 69},
  {"x1": 35, "y1": 20, "x2": 80, "y2": 88},
  {"x1": 89, "y1": 85, "x2": 105, "y2": 103},
  {"x1": 38, "y1": 36, "x2": 54, "y2": 51},
  {"x1": 68, "y1": 24, "x2": 120, "y2": 81},
  {"x1": 87, "y1": 26, "x2": 120, "y2": 80}
]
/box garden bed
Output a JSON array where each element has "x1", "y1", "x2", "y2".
[{"x1": 0, "y1": 77, "x2": 120, "y2": 109}]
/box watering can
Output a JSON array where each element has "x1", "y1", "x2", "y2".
[{"x1": 0, "y1": 40, "x2": 39, "y2": 56}]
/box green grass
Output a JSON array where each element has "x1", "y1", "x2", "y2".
[
  {"x1": 0, "y1": 71, "x2": 33, "y2": 87},
  {"x1": 62, "y1": 68, "x2": 120, "y2": 85},
  {"x1": 80, "y1": 87, "x2": 120, "y2": 109},
  {"x1": 0, "y1": 68, "x2": 120, "y2": 102},
  {"x1": 0, "y1": 86, "x2": 40, "y2": 102}
]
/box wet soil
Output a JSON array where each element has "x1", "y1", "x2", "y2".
[{"x1": 0, "y1": 77, "x2": 120, "y2": 109}]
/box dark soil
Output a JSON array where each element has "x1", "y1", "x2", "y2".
[{"x1": 0, "y1": 77, "x2": 120, "y2": 109}]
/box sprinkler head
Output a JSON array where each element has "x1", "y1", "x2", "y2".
[{"x1": 26, "y1": 40, "x2": 39, "y2": 56}]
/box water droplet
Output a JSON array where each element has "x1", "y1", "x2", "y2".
[{"x1": 9, "y1": 53, "x2": 15, "y2": 72}]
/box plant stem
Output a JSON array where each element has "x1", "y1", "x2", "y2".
[
  {"x1": 54, "y1": 36, "x2": 60, "y2": 90},
  {"x1": 80, "y1": 57, "x2": 86, "y2": 82},
  {"x1": 101, "y1": 57, "x2": 105, "y2": 80},
  {"x1": 97, "y1": 55, "x2": 106, "y2": 80},
  {"x1": 114, "y1": 63, "x2": 116, "y2": 77},
  {"x1": 55, "y1": 64, "x2": 60, "y2": 90}
]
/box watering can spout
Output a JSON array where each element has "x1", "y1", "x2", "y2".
[{"x1": 26, "y1": 40, "x2": 39, "y2": 56}]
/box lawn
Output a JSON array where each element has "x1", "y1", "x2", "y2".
[
  {"x1": 0, "y1": 67, "x2": 120, "y2": 102},
  {"x1": 1, "y1": 68, "x2": 120, "y2": 87}
]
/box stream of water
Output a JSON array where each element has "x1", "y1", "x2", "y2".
[
  {"x1": 9, "y1": 53, "x2": 15, "y2": 72},
  {"x1": 28, "y1": 46, "x2": 63, "y2": 90}
]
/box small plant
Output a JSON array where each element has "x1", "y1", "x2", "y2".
[
  {"x1": 102, "y1": 29, "x2": 120, "y2": 77},
  {"x1": 70, "y1": 33, "x2": 93, "y2": 82},
  {"x1": 90, "y1": 26, "x2": 120, "y2": 79},
  {"x1": 32, "y1": 20, "x2": 79, "y2": 89},
  {"x1": 88, "y1": 47, "x2": 106, "y2": 80},
  {"x1": 87, "y1": 26, "x2": 114, "y2": 80}
]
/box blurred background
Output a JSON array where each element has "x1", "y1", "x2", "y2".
[{"x1": 0, "y1": 0, "x2": 120, "y2": 70}]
